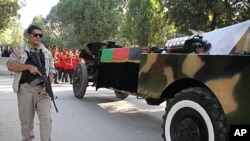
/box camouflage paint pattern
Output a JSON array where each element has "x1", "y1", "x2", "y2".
[{"x1": 138, "y1": 53, "x2": 250, "y2": 124}]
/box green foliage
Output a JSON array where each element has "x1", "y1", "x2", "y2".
[
  {"x1": 0, "y1": 0, "x2": 21, "y2": 33},
  {"x1": 121, "y1": 0, "x2": 168, "y2": 46},
  {"x1": 11, "y1": 22, "x2": 24, "y2": 47},
  {"x1": 121, "y1": 0, "x2": 140, "y2": 45},
  {"x1": 0, "y1": 21, "x2": 23, "y2": 47},
  {"x1": 46, "y1": 5, "x2": 73, "y2": 49},
  {"x1": 19, "y1": 0, "x2": 249, "y2": 49},
  {"x1": 164, "y1": 0, "x2": 250, "y2": 33},
  {"x1": 0, "y1": 29, "x2": 13, "y2": 44},
  {"x1": 135, "y1": 0, "x2": 153, "y2": 46},
  {"x1": 56, "y1": 0, "x2": 122, "y2": 44},
  {"x1": 229, "y1": 0, "x2": 250, "y2": 21}
]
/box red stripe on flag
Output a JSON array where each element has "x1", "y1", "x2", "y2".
[{"x1": 113, "y1": 48, "x2": 129, "y2": 60}]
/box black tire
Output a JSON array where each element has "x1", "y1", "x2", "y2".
[
  {"x1": 73, "y1": 62, "x2": 88, "y2": 98},
  {"x1": 114, "y1": 90, "x2": 129, "y2": 100},
  {"x1": 162, "y1": 87, "x2": 228, "y2": 141}
]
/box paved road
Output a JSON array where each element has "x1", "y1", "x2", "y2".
[
  {"x1": 0, "y1": 75, "x2": 166, "y2": 141},
  {"x1": 0, "y1": 57, "x2": 13, "y2": 76}
]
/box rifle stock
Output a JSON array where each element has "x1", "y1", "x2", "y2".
[{"x1": 30, "y1": 50, "x2": 59, "y2": 112}]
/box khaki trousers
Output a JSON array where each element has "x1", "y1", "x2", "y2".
[{"x1": 17, "y1": 83, "x2": 52, "y2": 141}]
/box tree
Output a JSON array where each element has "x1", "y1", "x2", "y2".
[
  {"x1": 229, "y1": 0, "x2": 250, "y2": 21},
  {"x1": 135, "y1": 0, "x2": 153, "y2": 46},
  {"x1": 121, "y1": 0, "x2": 168, "y2": 46},
  {"x1": 11, "y1": 22, "x2": 24, "y2": 46},
  {"x1": 46, "y1": 5, "x2": 86, "y2": 49},
  {"x1": 120, "y1": 0, "x2": 139, "y2": 46},
  {"x1": 164, "y1": 0, "x2": 250, "y2": 33},
  {"x1": 56, "y1": 0, "x2": 122, "y2": 44},
  {"x1": 0, "y1": 0, "x2": 23, "y2": 33},
  {"x1": 0, "y1": 21, "x2": 23, "y2": 47},
  {"x1": 46, "y1": 5, "x2": 67, "y2": 48},
  {"x1": 0, "y1": 29, "x2": 13, "y2": 45}
]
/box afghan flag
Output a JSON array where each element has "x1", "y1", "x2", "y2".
[{"x1": 100, "y1": 47, "x2": 143, "y2": 63}]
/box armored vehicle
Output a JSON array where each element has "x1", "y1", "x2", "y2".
[{"x1": 73, "y1": 20, "x2": 250, "y2": 141}]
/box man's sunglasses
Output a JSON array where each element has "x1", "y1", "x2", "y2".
[{"x1": 32, "y1": 33, "x2": 43, "y2": 38}]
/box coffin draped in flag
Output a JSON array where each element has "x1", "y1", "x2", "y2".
[
  {"x1": 97, "y1": 47, "x2": 144, "y2": 92},
  {"x1": 100, "y1": 47, "x2": 143, "y2": 63}
]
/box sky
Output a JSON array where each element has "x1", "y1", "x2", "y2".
[{"x1": 18, "y1": 0, "x2": 59, "y2": 28}]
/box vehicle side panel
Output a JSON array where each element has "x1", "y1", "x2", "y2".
[
  {"x1": 96, "y1": 47, "x2": 142, "y2": 93},
  {"x1": 138, "y1": 53, "x2": 250, "y2": 124}
]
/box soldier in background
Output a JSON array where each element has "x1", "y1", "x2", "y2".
[
  {"x1": 57, "y1": 50, "x2": 66, "y2": 81},
  {"x1": 62, "y1": 49, "x2": 73, "y2": 83}
]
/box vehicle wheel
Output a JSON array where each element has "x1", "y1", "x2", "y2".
[
  {"x1": 114, "y1": 90, "x2": 129, "y2": 100},
  {"x1": 162, "y1": 87, "x2": 228, "y2": 141},
  {"x1": 73, "y1": 62, "x2": 88, "y2": 98}
]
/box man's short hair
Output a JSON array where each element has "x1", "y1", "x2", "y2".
[{"x1": 27, "y1": 25, "x2": 42, "y2": 34}]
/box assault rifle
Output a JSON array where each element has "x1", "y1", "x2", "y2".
[{"x1": 29, "y1": 49, "x2": 59, "y2": 112}]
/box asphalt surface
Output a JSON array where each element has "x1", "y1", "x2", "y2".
[
  {"x1": 0, "y1": 74, "x2": 166, "y2": 141},
  {"x1": 0, "y1": 57, "x2": 13, "y2": 76}
]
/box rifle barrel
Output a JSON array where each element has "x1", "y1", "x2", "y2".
[{"x1": 33, "y1": 51, "x2": 59, "y2": 113}]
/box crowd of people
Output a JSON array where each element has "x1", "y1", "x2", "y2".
[
  {"x1": 1, "y1": 44, "x2": 84, "y2": 85},
  {"x1": 1, "y1": 45, "x2": 83, "y2": 85},
  {"x1": 48, "y1": 46, "x2": 83, "y2": 84},
  {"x1": 0, "y1": 45, "x2": 13, "y2": 57}
]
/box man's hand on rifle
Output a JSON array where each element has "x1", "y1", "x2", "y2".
[
  {"x1": 28, "y1": 51, "x2": 59, "y2": 112},
  {"x1": 28, "y1": 65, "x2": 42, "y2": 76},
  {"x1": 39, "y1": 87, "x2": 47, "y2": 95},
  {"x1": 28, "y1": 65, "x2": 46, "y2": 95}
]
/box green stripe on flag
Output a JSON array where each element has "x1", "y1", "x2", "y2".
[{"x1": 101, "y1": 48, "x2": 114, "y2": 61}]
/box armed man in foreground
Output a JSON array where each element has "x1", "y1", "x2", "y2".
[{"x1": 6, "y1": 25, "x2": 56, "y2": 141}]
